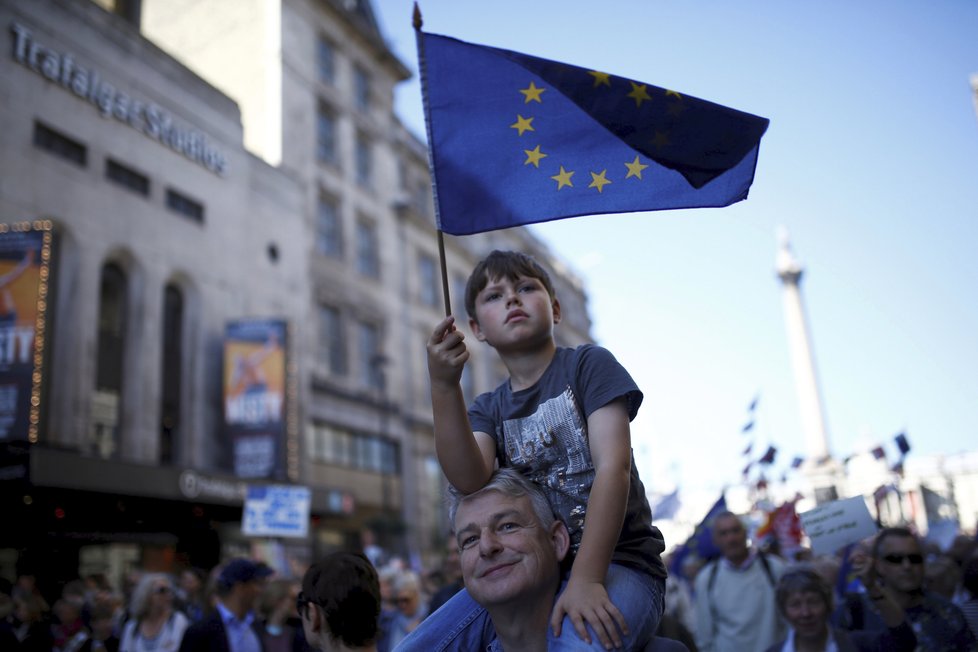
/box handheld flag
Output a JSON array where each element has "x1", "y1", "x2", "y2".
[
  {"x1": 667, "y1": 494, "x2": 727, "y2": 577},
  {"x1": 419, "y1": 31, "x2": 770, "y2": 235},
  {"x1": 871, "y1": 445, "x2": 886, "y2": 461},
  {"x1": 651, "y1": 488, "x2": 681, "y2": 521},
  {"x1": 894, "y1": 432, "x2": 911, "y2": 456},
  {"x1": 759, "y1": 445, "x2": 777, "y2": 465}
]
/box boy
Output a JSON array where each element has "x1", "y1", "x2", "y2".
[{"x1": 407, "y1": 250, "x2": 666, "y2": 651}]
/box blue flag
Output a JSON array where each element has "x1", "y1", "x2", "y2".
[
  {"x1": 668, "y1": 494, "x2": 727, "y2": 579},
  {"x1": 420, "y1": 32, "x2": 770, "y2": 235}
]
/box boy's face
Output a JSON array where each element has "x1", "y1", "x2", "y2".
[{"x1": 469, "y1": 274, "x2": 559, "y2": 350}]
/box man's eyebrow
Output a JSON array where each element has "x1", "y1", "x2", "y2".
[{"x1": 456, "y1": 508, "x2": 525, "y2": 537}]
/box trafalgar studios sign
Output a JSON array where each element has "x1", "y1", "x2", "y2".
[{"x1": 10, "y1": 21, "x2": 229, "y2": 177}]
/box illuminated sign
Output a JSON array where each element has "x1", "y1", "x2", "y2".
[{"x1": 10, "y1": 21, "x2": 229, "y2": 177}]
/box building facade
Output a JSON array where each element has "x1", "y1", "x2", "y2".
[{"x1": 0, "y1": 0, "x2": 592, "y2": 587}]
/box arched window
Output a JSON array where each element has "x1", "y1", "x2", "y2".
[
  {"x1": 160, "y1": 283, "x2": 183, "y2": 464},
  {"x1": 90, "y1": 262, "x2": 126, "y2": 458}
]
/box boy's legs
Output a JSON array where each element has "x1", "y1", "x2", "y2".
[
  {"x1": 393, "y1": 587, "x2": 495, "y2": 652},
  {"x1": 547, "y1": 564, "x2": 664, "y2": 651}
]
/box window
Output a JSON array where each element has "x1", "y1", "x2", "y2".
[
  {"x1": 356, "y1": 321, "x2": 382, "y2": 390},
  {"x1": 310, "y1": 423, "x2": 399, "y2": 474},
  {"x1": 33, "y1": 121, "x2": 86, "y2": 166},
  {"x1": 316, "y1": 195, "x2": 343, "y2": 257},
  {"x1": 317, "y1": 36, "x2": 335, "y2": 84},
  {"x1": 160, "y1": 284, "x2": 183, "y2": 464},
  {"x1": 318, "y1": 304, "x2": 347, "y2": 375},
  {"x1": 90, "y1": 263, "x2": 127, "y2": 459},
  {"x1": 355, "y1": 219, "x2": 379, "y2": 278},
  {"x1": 355, "y1": 132, "x2": 372, "y2": 187},
  {"x1": 165, "y1": 188, "x2": 204, "y2": 223},
  {"x1": 353, "y1": 64, "x2": 370, "y2": 111},
  {"x1": 106, "y1": 159, "x2": 149, "y2": 196},
  {"x1": 414, "y1": 181, "x2": 430, "y2": 218},
  {"x1": 316, "y1": 104, "x2": 337, "y2": 164},
  {"x1": 418, "y1": 253, "x2": 438, "y2": 307}
]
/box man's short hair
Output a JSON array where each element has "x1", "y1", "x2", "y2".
[
  {"x1": 872, "y1": 526, "x2": 919, "y2": 559},
  {"x1": 216, "y1": 558, "x2": 273, "y2": 595},
  {"x1": 774, "y1": 565, "x2": 834, "y2": 617},
  {"x1": 464, "y1": 250, "x2": 556, "y2": 322},
  {"x1": 302, "y1": 552, "x2": 380, "y2": 647},
  {"x1": 448, "y1": 468, "x2": 557, "y2": 536}
]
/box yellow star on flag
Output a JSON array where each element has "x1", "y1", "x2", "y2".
[
  {"x1": 520, "y1": 81, "x2": 546, "y2": 103},
  {"x1": 588, "y1": 170, "x2": 612, "y2": 193},
  {"x1": 523, "y1": 145, "x2": 547, "y2": 168},
  {"x1": 665, "y1": 89, "x2": 683, "y2": 99},
  {"x1": 627, "y1": 82, "x2": 652, "y2": 107},
  {"x1": 588, "y1": 71, "x2": 611, "y2": 87},
  {"x1": 624, "y1": 156, "x2": 649, "y2": 180},
  {"x1": 510, "y1": 115, "x2": 535, "y2": 136},
  {"x1": 652, "y1": 131, "x2": 671, "y2": 149},
  {"x1": 551, "y1": 166, "x2": 574, "y2": 189}
]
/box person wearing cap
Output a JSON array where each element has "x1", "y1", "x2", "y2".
[
  {"x1": 179, "y1": 558, "x2": 274, "y2": 652},
  {"x1": 297, "y1": 552, "x2": 381, "y2": 652}
]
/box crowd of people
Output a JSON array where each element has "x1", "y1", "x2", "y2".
[
  {"x1": 3, "y1": 249, "x2": 977, "y2": 651},
  {"x1": 2, "y1": 501, "x2": 977, "y2": 651}
]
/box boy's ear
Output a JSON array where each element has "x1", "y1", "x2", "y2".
[
  {"x1": 306, "y1": 603, "x2": 323, "y2": 633},
  {"x1": 469, "y1": 317, "x2": 487, "y2": 342},
  {"x1": 551, "y1": 297, "x2": 561, "y2": 325}
]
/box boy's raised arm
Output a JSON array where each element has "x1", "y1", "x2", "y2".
[{"x1": 427, "y1": 316, "x2": 495, "y2": 493}]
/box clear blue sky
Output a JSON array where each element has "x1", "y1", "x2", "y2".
[{"x1": 374, "y1": 1, "x2": 978, "y2": 521}]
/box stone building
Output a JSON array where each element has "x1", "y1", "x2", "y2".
[{"x1": 0, "y1": 0, "x2": 592, "y2": 585}]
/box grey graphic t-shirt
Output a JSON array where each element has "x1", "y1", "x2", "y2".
[{"x1": 468, "y1": 345, "x2": 666, "y2": 579}]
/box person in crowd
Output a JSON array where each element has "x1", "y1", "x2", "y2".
[
  {"x1": 834, "y1": 526, "x2": 975, "y2": 650},
  {"x1": 52, "y1": 596, "x2": 89, "y2": 652},
  {"x1": 12, "y1": 593, "x2": 54, "y2": 652},
  {"x1": 764, "y1": 566, "x2": 915, "y2": 652},
  {"x1": 443, "y1": 467, "x2": 572, "y2": 652},
  {"x1": 961, "y1": 552, "x2": 978, "y2": 640},
  {"x1": 925, "y1": 552, "x2": 962, "y2": 600},
  {"x1": 419, "y1": 249, "x2": 666, "y2": 651},
  {"x1": 119, "y1": 573, "x2": 189, "y2": 652},
  {"x1": 0, "y1": 577, "x2": 20, "y2": 650},
  {"x1": 80, "y1": 600, "x2": 121, "y2": 652},
  {"x1": 298, "y1": 552, "x2": 381, "y2": 652},
  {"x1": 175, "y1": 569, "x2": 207, "y2": 624},
  {"x1": 692, "y1": 510, "x2": 787, "y2": 652},
  {"x1": 257, "y1": 578, "x2": 301, "y2": 652},
  {"x1": 426, "y1": 544, "x2": 463, "y2": 616},
  {"x1": 179, "y1": 558, "x2": 273, "y2": 652},
  {"x1": 378, "y1": 571, "x2": 426, "y2": 651}
]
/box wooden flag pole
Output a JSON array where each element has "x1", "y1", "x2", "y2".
[{"x1": 414, "y1": 2, "x2": 453, "y2": 317}]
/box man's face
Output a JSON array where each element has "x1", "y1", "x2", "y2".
[
  {"x1": 713, "y1": 514, "x2": 749, "y2": 562},
  {"x1": 875, "y1": 534, "x2": 924, "y2": 595},
  {"x1": 470, "y1": 275, "x2": 559, "y2": 352},
  {"x1": 454, "y1": 491, "x2": 567, "y2": 609}
]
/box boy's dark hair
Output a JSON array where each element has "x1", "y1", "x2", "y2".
[
  {"x1": 464, "y1": 250, "x2": 555, "y2": 322},
  {"x1": 301, "y1": 552, "x2": 380, "y2": 647},
  {"x1": 872, "y1": 526, "x2": 918, "y2": 559}
]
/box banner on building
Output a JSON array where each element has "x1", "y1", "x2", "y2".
[
  {"x1": 223, "y1": 319, "x2": 288, "y2": 479},
  {"x1": 0, "y1": 221, "x2": 53, "y2": 443}
]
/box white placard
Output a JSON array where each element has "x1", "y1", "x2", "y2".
[
  {"x1": 799, "y1": 496, "x2": 878, "y2": 556},
  {"x1": 243, "y1": 484, "x2": 311, "y2": 538}
]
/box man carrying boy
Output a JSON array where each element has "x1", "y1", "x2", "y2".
[{"x1": 405, "y1": 250, "x2": 666, "y2": 651}]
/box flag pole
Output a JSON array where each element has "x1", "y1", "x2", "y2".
[{"x1": 413, "y1": 3, "x2": 453, "y2": 317}]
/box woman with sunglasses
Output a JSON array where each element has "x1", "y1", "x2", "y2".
[
  {"x1": 765, "y1": 565, "x2": 915, "y2": 652},
  {"x1": 120, "y1": 573, "x2": 189, "y2": 652}
]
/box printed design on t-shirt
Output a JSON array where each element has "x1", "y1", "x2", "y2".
[{"x1": 501, "y1": 386, "x2": 595, "y2": 551}]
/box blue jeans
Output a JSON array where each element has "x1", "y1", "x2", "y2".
[{"x1": 394, "y1": 564, "x2": 664, "y2": 652}]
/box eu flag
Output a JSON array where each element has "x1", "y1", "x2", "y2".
[{"x1": 420, "y1": 32, "x2": 770, "y2": 235}]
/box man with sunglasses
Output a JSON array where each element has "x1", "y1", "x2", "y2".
[
  {"x1": 297, "y1": 552, "x2": 381, "y2": 652},
  {"x1": 836, "y1": 526, "x2": 975, "y2": 650}
]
